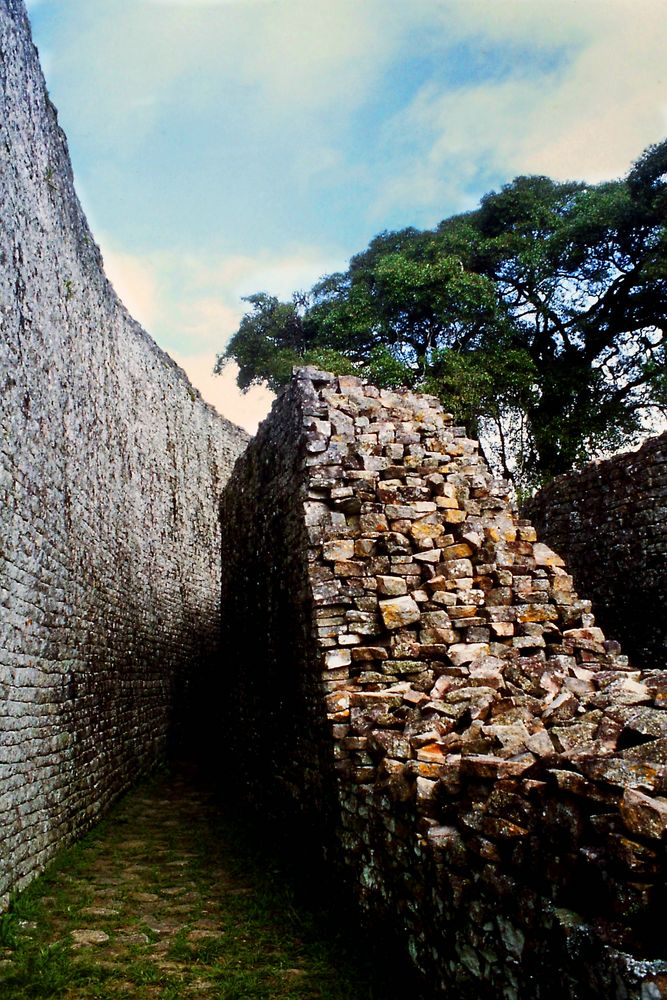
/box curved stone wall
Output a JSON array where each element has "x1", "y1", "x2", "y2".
[
  {"x1": 0, "y1": 1, "x2": 248, "y2": 905},
  {"x1": 525, "y1": 433, "x2": 667, "y2": 669},
  {"x1": 218, "y1": 368, "x2": 667, "y2": 999},
  {"x1": 5, "y1": 0, "x2": 667, "y2": 992}
]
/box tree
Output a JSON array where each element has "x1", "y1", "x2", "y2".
[
  {"x1": 447, "y1": 151, "x2": 667, "y2": 483},
  {"x1": 217, "y1": 139, "x2": 667, "y2": 488}
]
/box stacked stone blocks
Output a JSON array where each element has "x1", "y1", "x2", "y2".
[{"x1": 220, "y1": 367, "x2": 667, "y2": 998}]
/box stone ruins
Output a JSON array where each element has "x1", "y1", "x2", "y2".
[
  {"x1": 217, "y1": 368, "x2": 667, "y2": 998},
  {"x1": 526, "y1": 433, "x2": 667, "y2": 670},
  {"x1": 1, "y1": 1, "x2": 666, "y2": 996}
]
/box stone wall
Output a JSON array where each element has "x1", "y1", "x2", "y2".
[
  {"x1": 6, "y1": 0, "x2": 667, "y2": 989},
  {"x1": 216, "y1": 378, "x2": 338, "y2": 859},
  {"x1": 524, "y1": 433, "x2": 667, "y2": 669},
  {"x1": 218, "y1": 368, "x2": 667, "y2": 999},
  {"x1": 0, "y1": 1, "x2": 248, "y2": 906}
]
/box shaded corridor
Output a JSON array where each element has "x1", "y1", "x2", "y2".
[{"x1": 0, "y1": 764, "x2": 400, "y2": 999}]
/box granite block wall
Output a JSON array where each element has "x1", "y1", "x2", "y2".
[
  {"x1": 0, "y1": 0, "x2": 248, "y2": 906},
  {"x1": 218, "y1": 368, "x2": 667, "y2": 999},
  {"x1": 216, "y1": 376, "x2": 338, "y2": 855},
  {"x1": 525, "y1": 433, "x2": 667, "y2": 669}
]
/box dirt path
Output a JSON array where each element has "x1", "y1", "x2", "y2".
[{"x1": 0, "y1": 764, "x2": 385, "y2": 999}]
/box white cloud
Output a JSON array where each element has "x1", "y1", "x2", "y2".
[
  {"x1": 55, "y1": 0, "x2": 397, "y2": 147},
  {"x1": 177, "y1": 297, "x2": 242, "y2": 351},
  {"x1": 102, "y1": 249, "x2": 161, "y2": 330},
  {"x1": 210, "y1": 250, "x2": 346, "y2": 302},
  {"x1": 375, "y1": 0, "x2": 667, "y2": 220},
  {"x1": 170, "y1": 351, "x2": 273, "y2": 432},
  {"x1": 147, "y1": 0, "x2": 275, "y2": 5},
  {"x1": 100, "y1": 241, "x2": 343, "y2": 338},
  {"x1": 97, "y1": 241, "x2": 342, "y2": 426},
  {"x1": 520, "y1": 3, "x2": 667, "y2": 182},
  {"x1": 238, "y1": 2, "x2": 390, "y2": 112},
  {"x1": 374, "y1": 79, "x2": 538, "y2": 218}
]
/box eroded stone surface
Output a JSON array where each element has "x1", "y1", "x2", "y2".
[
  {"x1": 379, "y1": 595, "x2": 421, "y2": 630},
  {"x1": 621, "y1": 788, "x2": 667, "y2": 840}
]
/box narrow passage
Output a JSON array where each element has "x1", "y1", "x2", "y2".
[{"x1": 0, "y1": 765, "x2": 388, "y2": 1000}]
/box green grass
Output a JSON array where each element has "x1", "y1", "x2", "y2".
[
  {"x1": 0, "y1": 912, "x2": 19, "y2": 948},
  {"x1": 0, "y1": 765, "x2": 409, "y2": 999}
]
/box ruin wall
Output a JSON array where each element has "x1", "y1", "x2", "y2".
[
  {"x1": 218, "y1": 368, "x2": 667, "y2": 999},
  {"x1": 0, "y1": 0, "x2": 248, "y2": 906},
  {"x1": 525, "y1": 433, "x2": 667, "y2": 669},
  {"x1": 5, "y1": 0, "x2": 667, "y2": 991}
]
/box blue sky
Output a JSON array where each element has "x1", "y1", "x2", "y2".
[{"x1": 27, "y1": 0, "x2": 667, "y2": 429}]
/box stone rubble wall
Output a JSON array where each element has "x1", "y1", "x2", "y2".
[
  {"x1": 0, "y1": 1, "x2": 248, "y2": 906},
  {"x1": 524, "y1": 433, "x2": 667, "y2": 669},
  {"x1": 219, "y1": 368, "x2": 667, "y2": 999}
]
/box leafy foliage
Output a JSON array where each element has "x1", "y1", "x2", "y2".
[{"x1": 218, "y1": 139, "x2": 667, "y2": 487}]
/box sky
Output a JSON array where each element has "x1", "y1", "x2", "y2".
[{"x1": 26, "y1": 0, "x2": 667, "y2": 432}]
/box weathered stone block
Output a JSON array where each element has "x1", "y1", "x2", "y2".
[
  {"x1": 379, "y1": 596, "x2": 421, "y2": 630},
  {"x1": 376, "y1": 575, "x2": 407, "y2": 596},
  {"x1": 620, "y1": 788, "x2": 667, "y2": 840},
  {"x1": 323, "y1": 540, "x2": 355, "y2": 562}
]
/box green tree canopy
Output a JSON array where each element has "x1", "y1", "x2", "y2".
[{"x1": 216, "y1": 139, "x2": 667, "y2": 488}]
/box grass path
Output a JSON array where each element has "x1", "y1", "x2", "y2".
[{"x1": 0, "y1": 764, "x2": 394, "y2": 999}]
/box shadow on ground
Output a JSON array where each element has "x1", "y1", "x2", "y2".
[{"x1": 0, "y1": 758, "x2": 419, "y2": 999}]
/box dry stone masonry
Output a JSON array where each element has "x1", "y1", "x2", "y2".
[
  {"x1": 525, "y1": 432, "x2": 667, "y2": 669},
  {"x1": 216, "y1": 377, "x2": 337, "y2": 856},
  {"x1": 0, "y1": 0, "x2": 247, "y2": 907},
  {"x1": 219, "y1": 368, "x2": 667, "y2": 999},
  {"x1": 4, "y1": 0, "x2": 667, "y2": 994}
]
